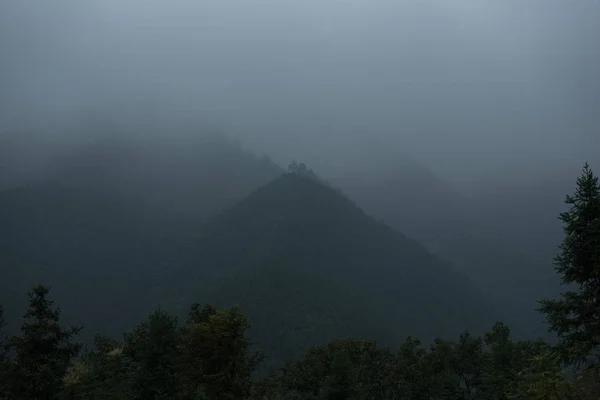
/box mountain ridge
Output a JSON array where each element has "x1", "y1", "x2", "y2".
[{"x1": 169, "y1": 172, "x2": 500, "y2": 362}]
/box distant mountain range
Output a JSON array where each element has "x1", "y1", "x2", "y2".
[
  {"x1": 320, "y1": 143, "x2": 561, "y2": 338},
  {"x1": 0, "y1": 135, "x2": 501, "y2": 365},
  {"x1": 1, "y1": 134, "x2": 281, "y2": 336},
  {"x1": 1, "y1": 132, "x2": 573, "y2": 364},
  {"x1": 170, "y1": 172, "x2": 498, "y2": 363}
]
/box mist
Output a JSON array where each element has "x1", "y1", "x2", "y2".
[
  {"x1": 1, "y1": 0, "x2": 598, "y2": 186},
  {"x1": 0, "y1": 0, "x2": 598, "y2": 260},
  {"x1": 3, "y1": 2, "x2": 600, "y2": 384}
]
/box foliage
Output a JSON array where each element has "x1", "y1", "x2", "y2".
[
  {"x1": 540, "y1": 163, "x2": 600, "y2": 368},
  {"x1": 3, "y1": 285, "x2": 82, "y2": 399},
  {"x1": 428, "y1": 332, "x2": 485, "y2": 399},
  {"x1": 0, "y1": 286, "x2": 597, "y2": 400},
  {"x1": 276, "y1": 326, "x2": 574, "y2": 400},
  {"x1": 178, "y1": 304, "x2": 262, "y2": 400},
  {"x1": 71, "y1": 335, "x2": 134, "y2": 399},
  {"x1": 124, "y1": 309, "x2": 180, "y2": 400},
  {"x1": 506, "y1": 345, "x2": 573, "y2": 400}
]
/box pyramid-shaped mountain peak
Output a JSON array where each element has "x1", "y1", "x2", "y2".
[
  {"x1": 173, "y1": 172, "x2": 500, "y2": 363},
  {"x1": 214, "y1": 172, "x2": 367, "y2": 227}
]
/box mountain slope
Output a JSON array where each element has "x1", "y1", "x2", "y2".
[
  {"x1": 49, "y1": 134, "x2": 283, "y2": 218},
  {"x1": 171, "y1": 173, "x2": 500, "y2": 363},
  {"x1": 321, "y1": 145, "x2": 560, "y2": 337},
  {"x1": 0, "y1": 186, "x2": 196, "y2": 339},
  {"x1": 0, "y1": 132, "x2": 283, "y2": 337},
  {"x1": 0, "y1": 132, "x2": 282, "y2": 218},
  {"x1": 0, "y1": 172, "x2": 499, "y2": 365}
]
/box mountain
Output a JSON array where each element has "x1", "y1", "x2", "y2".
[
  {"x1": 0, "y1": 185, "x2": 195, "y2": 339},
  {"x1": 168, "y1": 172, "x2": 500, "y2": 363},
  {"x1": 1, "y1": 171, "x2": 498, "y2": 366},
  {"x1": 0, "y1": 131, "x2": 283, "y2": 338},
  {"x1": 45, "y1": 134, "x2": 283, "y2": 218},
  {"x1": 1, "y1": 125, "x2": 286, "y2": 203},
  {"x1": 317, "y1": 143, "x2": 560, "y2": 337}
]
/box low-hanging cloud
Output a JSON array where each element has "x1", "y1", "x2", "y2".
[{"x1": 1, "y1": 0, "x2": 598, "y2": 187}]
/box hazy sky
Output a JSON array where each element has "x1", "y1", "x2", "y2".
[{"x1": 1, "y1": 0, "x2": 599, "y2": 187}]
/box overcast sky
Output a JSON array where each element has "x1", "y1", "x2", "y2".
[{"x1": 1, "y1": 0, "x2": 599, "y2": 187}]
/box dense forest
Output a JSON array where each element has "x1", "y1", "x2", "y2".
[{"x1": 0, "y1": 162, "x2": 599, "y2": 399}]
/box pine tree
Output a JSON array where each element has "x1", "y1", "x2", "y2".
[
  {"x1": 187, "y1": 303, "x2": 217, "y2": 324},
  {"x1": 178, "y1": 305, "x2": 262, "y2": 400},
  {"x1": 318, "y1": 351, "x2": 355, "y2": 400},
  {"x1": 480, "y1": 323, "x2": 521, "y2": 399},
  {"x1": 82, "y1": 334, "x2": 133, "y2": 399},
  {"x1": 540, "y1": 163, "x2": 600, "y2": 368},
  {"x1": 287, "y1": 161, "x2": 299, "y2": 173},
  {"x1": 124, "y1": 308, "x2": 179, "y2": 400},
  {"x1": 428, "y1": 332, "x2": 485, "y2": 399},
  {"x1": 7, "y1": 285, "x2": 82, "y2": 399}
]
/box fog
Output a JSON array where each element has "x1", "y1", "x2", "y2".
[
  {"x1": 3, "y1": 0, "x2": 600, "y2": 351},
  {"x1": 1, "y1": 0, "x2": 599, "y2": 188}
]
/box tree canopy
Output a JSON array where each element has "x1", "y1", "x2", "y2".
[{"x1": 540, "y1": 163, "x2": 600, "y2": 368}]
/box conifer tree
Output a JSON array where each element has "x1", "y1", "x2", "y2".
[
  {"x1": 7, "y1": 285, "x2": 81, "y2": 399},
  {"x1": 540, "y1": 163, "x2": 600, "y2": 367},
  {"x1": 178, "y1": 305, "x2": 261, "y2": 400},
  {"x1": 319, "y1": 351, "x2": 355, "y2": 400},
  {"x1": 124, "y1": 308, "x2": 179, "y2": 400},
  {"x1": 81, "y1": 334, "x2": 133, "y2": 399}
]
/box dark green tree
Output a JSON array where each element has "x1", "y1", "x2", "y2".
[
  {"x1": 288, "y1": 161, "x2": 299, "y2": 173},
  {"x1": 124, "y1": 308, "x2": 179, "y2": 400},
  {"x1": 281, "y1": 339, "x2": 398, "y2": 400},
  {"x1": 391, "y1": 337, "x2": 432, "y2": 400},
  {"x1": 318, "y1": 351, "x2": 356, "y2": 400},
  {"x1": 187, "y1": 303, "x2": 217, "y2": 324},
  {"x1": 540, "y1": 163, "x2": 600, "y2": 367},
  {"x1": 6, "y1": 285, "x2": 82, "y2": 399},
  {"x1": 455, "y1": 332, "x2": 485, "y2": 397},
  {"x1": 297, "y1": 163, "x2": 308, "y2": 175},
  {"x1": 480, "y1": 323, "x2": 525, "y2": 400},
  {"x1": 78, "y1": 335, "x2": 134, "y2": 399},
  {"x1": 58, "y1": 359, "x2": 92, "y2": 400},
  {"x1": 428, "y1": 332, "x2": 485, "y2": 399},
  {"x1": 506, "y1": 344, "x2": 573, "y2": 400},
  {"x1": 178, "y1": 305, "x2": 261, "y2": 400}
]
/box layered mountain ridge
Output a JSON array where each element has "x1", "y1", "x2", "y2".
[
  {"x1": 159, "y1": 172, "x2": 500, "y2": 361},
  {"x1": 0, "y1": 162, "x2": 499, "y2": 364}
]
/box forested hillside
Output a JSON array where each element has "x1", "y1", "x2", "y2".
[
  {"x1": 0, "y1": 168, "x2": 498, "y2": 365},
  {"x1": 0, "y1": 130, "x2": 568, "y2": 340},
  {"x1": 0, "y1": 132, "x2": 281, "y2": 339},
  {"x1": 0, "y1": 185, "x2": 197, "y2": 339},
  {"x1": 0, "y1": 163, "x2": 598, "y2": 399},
  {"x1": 170, "y1": 172, "x2": 498, "y2": 363}
]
